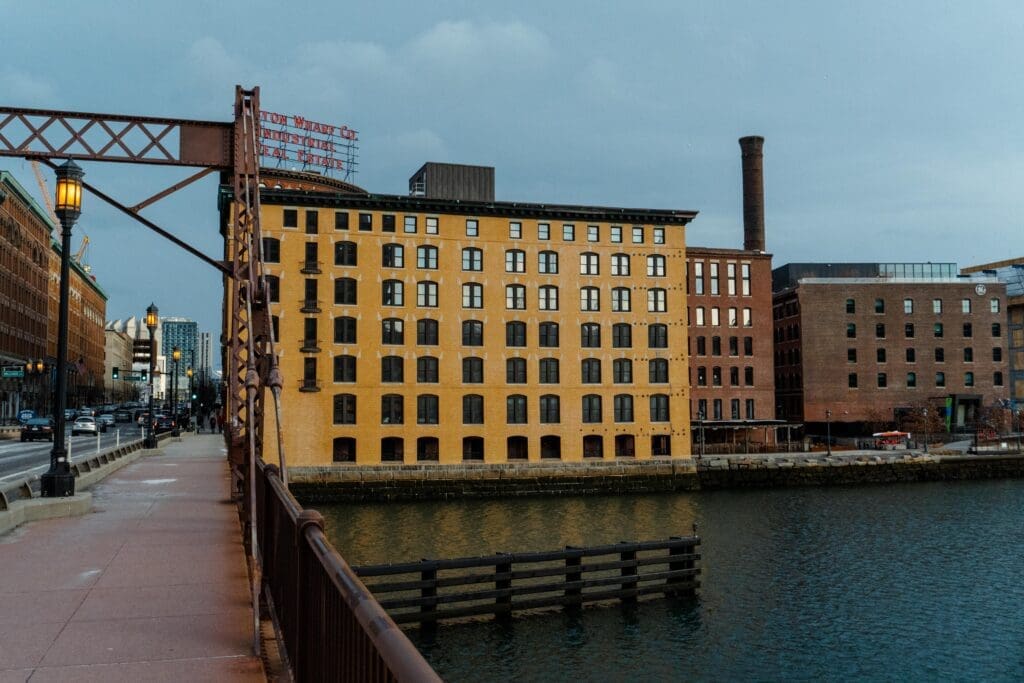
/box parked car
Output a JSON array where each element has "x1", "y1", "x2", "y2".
[
  {"x1": 20, "y1": 418, "x2": 53, "y2": 442},
  {"x1": 77, "y1": 407, "x2": 96, "y2": 417},
  {"x1": 71, "y1": 416, "x2": 101, "y2": 436},
  {"x1": 97, "y1": 413, "x2": 116, "y2": 429}
]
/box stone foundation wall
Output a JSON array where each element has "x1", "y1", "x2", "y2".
[{"x1": 288, "y1": 454, "x2": 1024, "y2": 503}]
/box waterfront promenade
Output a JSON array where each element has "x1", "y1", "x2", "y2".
[{"x1": 0, "y1": 435, "x2": 263, "y2": 681}]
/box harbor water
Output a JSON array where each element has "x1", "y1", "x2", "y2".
[{"x1": 320, "y1": 479, "x2": 1024, "y2": 681}]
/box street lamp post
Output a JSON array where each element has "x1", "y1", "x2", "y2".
[
  {"x1": 186, "y1": 367, "x2": 194, "y2": 429},
  {"x1": 144, "y1": 303, "x2": 158, "y2": 448},
  {"x1": 41, "y1": 160, "x2": 84, "y2": 498},
  {"x1": 825, "y1": 408, "x2": 833, "y2": 456},
  {"x1": 171, "y1": 347, "x2": 181, "y2": 436}
]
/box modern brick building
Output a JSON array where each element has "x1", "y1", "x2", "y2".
[
  {"x1": 685, "y1": 137, "x2": 776, "y2": 446},
  {"x1": 243, "y1": 165, "x2": 696, "y2": 467},
  {"x1": 961, "y1": 258, "x2": 1024, "y2": 411},
  {"x1": 773, "y1": 262, "x2": 1009, "y2": 434}
]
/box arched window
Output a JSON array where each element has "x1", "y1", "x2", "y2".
[
  {"x1": 382, "y1": 243, "x2": 404, "y2": 268},
  {"x1": 334, "y1": 316, "x2": 357, "y2": 344},
  {"x1": 416, "y1": 357, "x2": 439, "y2": 383},
  {"x1": 417, "y1": 394, "x2": 439, "y2": 423},
  {"x1": 649, "y1": 324, "x2": 668, "y2": 348},
  {"x1": 416, "y1": 281, "x2": 438, "y2": 307},
  {"x1": 462, "y1": 247, "x2": 482, "y2": 271},
  {"x1": 462, "y1": 436, "x2": 484, "y2": 461},
  {"x1": 646, "y1": 254, "x2": 666, "y2": 277},
  {"x1": 582, "y1": 394, "x2": 602, "y2": 423},
  {"x1": 580, "y1": 252, "x2": 599, "y2": 275},
  {"x1": 581, "y1": 323, "x2": 601, "y2": 348},
  {"x1": 262, "y1": 237, "x2": 280, "y2": 263},
  {"x1": 506, "y1": 321, "x2": 526, "y2": 347},
  {"x1": 648, "y1": 288, "x2": 667, "y2": 312},
  {"x1": 332, "y1": 437, "x2": 356, "y2": 463},
  {"x1": 651, "y1": 435, "x2": 671, "y2": 457},
  {"x1": 613, "y1": 359, "x2": 633, "y2": 384},
  {"x1": 583, "y1": 435, "x2": 603, "y2": 458},
  {"x1": 506, "y1": 358, "x2": 526, "y2": 384},
  {"x1": 505, "y1": 284, "x2": 526, "y2": 310},
  {"x1": 505, "y1": 249, "x2": 526, "y2": 273},
  {"x1": 581, "y1": 359, "x2": 601, "y2": 384},
  {"x1": 614, "y1": 394, "x2": 634, "y2": 422},
  {"x1": 615, "y1": 434, "x2": 636, "y2": 458},
  {"x1": 540, "y1": 395, "x2": 560, "y2": 423},
  {"x1": 612, "y1": 323, "x2": 632, "y2": 348},
  {"x1": 333, "y1": 356, "x2": 356, "y2": 382},
  {"x1": 612, "y1": 287, "x2": 631, "y2": 312},
  {"x1": 416, "y1": 319, "x2": 438, "y2": 345},
  {"x1": 507, "y1": 395, "x2": 528, "y2": 423},
  {"x1": 462, "y1": 320, "x2": 484, "y2": 346},
  {"x1": 416, "y1": 245, "x2": 438, "y2": 269},
  {"x1": 539, "y1": 322, "x2": 559, "y2": 348},
  {"x1": 539, "y1": 285, "x2": 559, "y2": 310},
  {"x1": 611, "y1": 253, "x2": 630, "y2": 276},
  {"x1": 540, "y1": 435, "x2": 561, "y2": 459},
  {"x1": 335, "y1": 241, "x2": 357, "y2": 266},
  {"x1": 382, "y1": 279, "x2": 403, "y2": 306},
  {"x1": 538, "y1": 250, "x2": 558, "y2": 274},
  {"x1": 462, "y1": 394, "x2": 484, "y2": 424},
  {"x1": 649, "y1": 359, "x2": 669, "y2": 383},
  {"x1": 463, "y1": 283, "x2": 483, "y2": 309},
  {"x1": 580, "y1": 286, "x2": 600, "y2": 311},
  {"x1": 333, "y1": 394, "x2": 356, "y2": 424},
  {"x1": 462, "y1": 357, "x2": 484, "y2": 383},
  {"x1": 381, "y1": 437, "x2": 404, "y2": 462},
  {"x1": 266, "y1": 275, "x2": 280, "y2": 303},
  {"x1": 334, "y1": 277, "x2": 358, "y2": 305},
  {"x1": 650, "y1": 394, "x2": 670, "y2": 422},
  {"x1": 507, "y1": 436, "x2": 528, "y2": 460},
  {"x1": 381, "y1": 394, "x2": 403, "y2": 424},
  {"x1": 381, "y1": 318, "x2": 403, "y2": 344},
  {"x1": 381, "y1": 356, "x2": 403, "y2": 382},
  {"x1": 539, "y1": 358, "x2": 559, "y2": 384},
  {"x1": 417, "y1": 437, "x2": 439, "y2": 461}
]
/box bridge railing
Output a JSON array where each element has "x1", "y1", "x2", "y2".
[{"x1": 255, "y1": 458, "x2": 440, "y2": 682}]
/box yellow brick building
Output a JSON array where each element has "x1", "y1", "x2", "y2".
[{"x1": 252, "y1": 171, "x2": 695, "y2": 466}]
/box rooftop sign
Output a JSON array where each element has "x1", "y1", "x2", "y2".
[{"x1": 258, "y1": 110, "x2": 359, "y2": 180}]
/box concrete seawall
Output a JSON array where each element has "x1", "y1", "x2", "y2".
[{"x1": 288, "y1": 453, "x2": 1024, "y2": 503}]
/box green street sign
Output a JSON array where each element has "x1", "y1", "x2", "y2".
[
  {"x1": 124, "y1": 373, "x2": 144, "y2": 381},
  {"x1": 2, "y1": 366, "x2": 24, "y2": 379}
]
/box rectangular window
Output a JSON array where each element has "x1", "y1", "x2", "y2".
[
  {"x1": 905, "y1": 323, "x2": 915, "y2": 338},
  {"x1": 964, "y1": 347, "x2": 973, "y2": 362},
  {"x1": 877, "y1": 373, "x2": 887, "y2": 388},
  {"x1": 935, "y1": 348, "x2": 945, "y2": 362},
  {"x1": 877, "y1": 348, "x2": 886, "y2": 363},
  {"x1": 509, "y1": 221, "x2": 522, "y2": 239},
  {"x1": 466, "y1": 219, "x2": 479, "y2": 237},
  {"x1": 933, "y1": 299, "x2": 942, "y2": 314},
  {"x1": 963, "y1": 323, "x2": 973, "y2": 338},
  {"x1": 991, "y1": 298, "x2": 1001, "y2": 313},
  {"x1": 283, "y1": 208, "x2": 298, "y2": 228},
  {"x1": 876, "y1": 323, "x2": 886, "y2": 339},
  {"x1": 904, "y1": 298, "x2": 913, "y2": 314},
  {"x1": 335, "y1": 211, "x2": 350, "y2": 230},
  {"x1": 654, "y1": 227, "x2": 665, "y2": 244},
  {"x1": 847, "y1": 323, "x2": 857, "y2": 338},
  {"x1": 874, "y1": 298, "x2": 885, "y2": 314},
  {"x1": 907, "y1": 372, "x2": 917, "y2": 388},
  {"x1": 693, "y1": 262, "x2": 705, "y2": 295},
  {"x1": 305, "y1": 210, "x2": 318, "y2": 234},
  {"x1": 743, "y1": 308, "x2": 752, "y2": 327},
  {"x1": 425, "y1": 217, "x2": 438, "y2": 235},
  {"x1": 741, "y1": 263, "x2": 751, "y2": 296},
  {"x1": 727, "y1": 263, "x2": 737, "y2": 296},
  {"x1": 382, "y1": 214, "x2": 395, "y2": 232},
  {"x1": 744, "y1": 337, "x2": 753, "y2": 355},
  {"x1": 587, "y1": 225, "x2": 599, "y2": 242},
  {"x1": 404, "y1": 216, "x2": 417, "y2": 233},
  {"x1": 848, "y1": 348, "x2": 857, "y2": 362},
  {"x1": 934, "y1": 323, "x2": 944, "y2": 338},
  {"x1": 846, "y1": 299, "x2": 855, "y2": 314},
  {"x1": 538, "y1": 223, "x2": 550, "y2": 240},
  {"x1": 695, "y1": 307, "x2": 705, "y2": 326},
  {"x1": 611, "y1": 226, "x2": 622, "y2": 243},
  {"x1": 848, "y1": 373, "x2": 858, "y2": 388},
  {"x1": 906, "y1": 348, "x2": 916, "y2": 363},
  {"x1": 961, "y1": 298, "x2": 971, "y2": 313},
  {"x1": 710, "y1": 307, "x2": 720, "y2": 326},
  {"x1": 994, "y1": 347, "x2": 1003, "y2": 362},
  {"x1": 728, "y1": 307, "x2": 738, "y2": 327},
  {"x1": 709, "y1": 263, "x2": 719, "y2": 295},
  {"x1": 563, "y1": 224, "x2": 575, "y2": 241},
  {"x1": 632, "y1": 226, "x2": 644, "y2": 243},
  {"x1": 359, "y1": 213, "x2": 372, "y2": 231}
]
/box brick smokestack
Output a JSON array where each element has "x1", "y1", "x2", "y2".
[{"x1": 739, "y1": 135, "x2": 766, "y2": 252}]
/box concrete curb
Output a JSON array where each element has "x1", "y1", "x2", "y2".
[{"x1": 0, "y1": 493, "x2": 92, "y2": 536}]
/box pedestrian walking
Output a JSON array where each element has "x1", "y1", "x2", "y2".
[{"x1": 209, "y1": 414, "x2": 216, "y2": 433}]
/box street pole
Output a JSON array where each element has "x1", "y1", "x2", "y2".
[
  {"x1": 144, "y1": 303, "x2": 158, "y2": 449},
  {"x1": 826, "y1": 408, "x2": 832, "y2": 456},
  {"x1": 41, "y1": 160, "x2": 83, "y2": 498},
  {"x1": 171, "y1": 347, "x2": 180, "y2": 436},
  {"x1": 923, "y1": 408, "x2": 929, "y2": 454}
]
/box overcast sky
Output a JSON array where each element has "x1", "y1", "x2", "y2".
[{"x1": 4, "y1": 1, "x2": 1024, "y2": 364}]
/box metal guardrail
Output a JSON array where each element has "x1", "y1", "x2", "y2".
[{"x1": 255, "y1": 460, "x2": 441, "y2": 682}]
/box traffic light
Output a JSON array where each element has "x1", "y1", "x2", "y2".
[
  {"x1": 112, "y1": 366, "x2": 120, "y2": 379},
  {"x1": 141, "y1": 369, "x2": 148, "y2": 382}
]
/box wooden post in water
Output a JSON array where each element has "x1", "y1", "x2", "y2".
[
  {"x1": 495, "y1": 552, "x2": 512, "y2": 620},
  {"x1": 620, "y1": 542, "x2": 637, "y2": 603},
  {"x1": 565, "y1": 546, "x2": 582, "y2": 610}
]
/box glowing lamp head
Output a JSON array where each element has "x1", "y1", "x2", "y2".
[
  {"x1": 172, "y1": 347, "x2": 181, "y2": 362},
  {"x1": 145, "y1": 303, "x2": 159, "y2": 330},
  {"x1": 54, "y1": 159, "x2": 84, "y2": 223}
]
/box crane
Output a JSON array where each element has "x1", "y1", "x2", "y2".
[{"x1": 31, "y1": 159, "x2": 91, "y2": 271}]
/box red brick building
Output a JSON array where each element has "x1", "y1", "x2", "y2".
[
  {"x1": 685, "y1": 137, "x2": 777, "y2": 446},
  {"x1": 773, "y1": 262, "x2": 1009, "y2": 435}
]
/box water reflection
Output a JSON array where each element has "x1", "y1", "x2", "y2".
[{"x1": 318, "y1": 481, "x2": 1024, "y2": 681}]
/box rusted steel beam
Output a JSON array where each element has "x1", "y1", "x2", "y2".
[
  {"x1": 0, "y1": 107, "x2": 232, "y2": 167},
  {"x1": 130, "y1": 167, "x2": 218, "y2": 212}
]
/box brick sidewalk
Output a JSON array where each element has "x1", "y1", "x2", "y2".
[{"x1": 0, "y1": 434, "x2": 263, "y2": 681}]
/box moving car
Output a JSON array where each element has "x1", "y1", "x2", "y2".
[
  {"x1": 113, "y1": 410, "x2": 133, "y2": 423},
  {"x1": 71, "y1": 416, "x2": 100, "y2": 436},
  {"x1": 154, "y1": 414, "x2": 176, "y2": 434},
  {"x1": 97, "y1": 413, "x2": 116, "y2": 429},
  {"x1": 20, "y1": 418, "x2": 53, "y2": 442}
]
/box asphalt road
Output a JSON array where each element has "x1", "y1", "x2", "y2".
[{"x1": 0, "y1": 424, "x2": 145, "y2": 481}]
